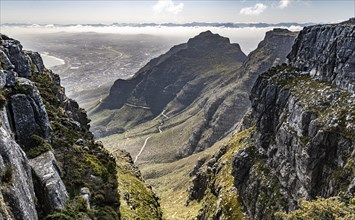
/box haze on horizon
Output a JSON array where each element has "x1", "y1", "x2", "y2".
[{"x1": 1, "y1": 0, "x2": 354, "y2": 25}]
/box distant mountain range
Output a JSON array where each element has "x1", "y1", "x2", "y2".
[{"x1": 1, "y1": 22, "x2": 315, "y2": 28}]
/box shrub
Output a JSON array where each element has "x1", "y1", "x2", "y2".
[
  {"x1": 1, "y1": 165, "x2": 13, "y2": 183},
  {"x1": 26, "y1": 135, "x2": 53, "y2": 158}
]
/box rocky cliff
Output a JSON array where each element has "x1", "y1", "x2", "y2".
[
  {"x1": 187, "y1": 20, "x2": 355, "y2": 220},
  {"x1": 0, "y1": 34, "x2": 121, "y2": 219}
]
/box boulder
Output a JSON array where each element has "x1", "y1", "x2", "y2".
[
  {"x1": 0, "y1": 70, "x2": 16, "y2": 89},
  {"x1": 80, "y1": 187, "x2": 91, "y2": 210},
  {"x1": 29, "y1": 151, "x2": 69, "y2": 213}
]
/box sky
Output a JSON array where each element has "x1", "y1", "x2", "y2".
[{"x1": 1, "y1": 0, "x2": 354, "y2": 24}]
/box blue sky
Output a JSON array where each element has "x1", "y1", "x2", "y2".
[{"x1": 1, "y1": 0, "x2": 354, "y2": 24}]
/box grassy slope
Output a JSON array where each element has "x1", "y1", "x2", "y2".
[
  {"x1": 192, "y1": 128, "x2": 253, "y2": 220},
  {"x1": 113, "y1": 150, "x2": 163, "y2": 220},
  {"x1": 140, "y1": 138, "x2": 228, "y2": 219}
]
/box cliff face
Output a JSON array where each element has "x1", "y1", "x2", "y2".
[
  {"x1": 231, "y1": 21, "x2": 355, "y2": 219},
  {"x1": 0, "y1": 34, "x2": 120, "y2": 219},
  {"x1": 288, "y1": 21, "x2": 355, "y2": 93}
]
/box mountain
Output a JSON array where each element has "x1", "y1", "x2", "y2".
[
  {"x1": 91, "y1": 29, "x2": 297, "y2": 218},
  {"x1": 93, "y1": 29, "x2": 297, "y2": 164},
  {"x1": 187, "y1": 19, "x2": 355, "y2": 219},
  {"x1": 0, "y1": 34, "x2": 161, "y2": 219},
  {"x1": 92, "y1": 31, "x2": 247, "y2": 137}
]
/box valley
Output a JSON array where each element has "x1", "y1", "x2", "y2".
[{"x1": 1, "y1": 0, "x2": 354, "y2": 219}]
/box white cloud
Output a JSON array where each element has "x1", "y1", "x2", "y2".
[
  {"x1": 240, "y1": 3, "x2": 268, "y2": 16},
  {"x1": 278, "y1": 0, "x2": 292, "y2": 9},
  {"x1": 153, "y1": 0, "x2": 184, "y2": 15}
]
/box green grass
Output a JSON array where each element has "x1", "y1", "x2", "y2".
[{"x1": 114, "y1": 150, "x2": 162, "y2": 220}]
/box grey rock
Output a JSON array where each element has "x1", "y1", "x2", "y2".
[
  {"x1": 25, "y1": 51, "x2": 45, "y2": 73},
  {"x1": 0, "y1": 71, "x2": 6, "y2": 88},
  {"x1": 75, "y1": 138, "x2": 84, "y2": 145},
  {"x1": 348, "y1": 178, "x2": 355, "y2": 194},
  {"x1": 0, "y1": 37, "x2": 31, "y2": 77},
  {"x1": 0, "y1": 108, "x2": 38, "y2": 220},
  {"x1": 29, "y1": 151, "x2": 69, "y2": 213},
  {"x1": 189, "y1": 157, "x2": 207, "y2": 177},
  {"x1": 80, "y1": 187, "x2": 91, "y2": 209},
  {"x1": 10, "y1": 78, "x2": 51, "y2": 146},
  {"x1": 0, "y1": 50, "x2": 15, "y2": 70},
  {"x1": 288, "y1": 23, "x2": 355, "y2": 93},
  {"x1": 0, "y1": 70, "x2": 16, "y2": 88},
  {"x1": 5, "y1": 70, "x2": 16, "y2": 87},
  {"x1": 232, "y1": 22, "x2": 355, "y2": 219}
]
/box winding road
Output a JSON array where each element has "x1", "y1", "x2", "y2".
[{"x1": 131, "y1": 109, "x2": 170, "y2": 163}]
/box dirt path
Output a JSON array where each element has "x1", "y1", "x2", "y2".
[{"x1": 134, "y1": 136, "x2": 151, "y2": 163}]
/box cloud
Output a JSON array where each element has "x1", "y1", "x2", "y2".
[
  {"x1": 278, "y1": 0, "x2": 292, "y2": 9},
  {"x1": 153, "y1": 0, "x2": 184, "y2": 15},
  {"x1": 240, "y1": 3, "x2": 268, "y2": 16}
]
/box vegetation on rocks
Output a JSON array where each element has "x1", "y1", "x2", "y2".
[
  {"x1": 29, "y1": 70, "x2": 120, "y2": 219},
  {"x1": 187, "y1": 128, "x2": 254, "y2": 219},
  {"x1": 276, "y1": 197, "x2": 355, "y2": 220}
]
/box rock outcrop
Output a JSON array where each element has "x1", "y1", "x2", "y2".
[
  {"x1": 10, "y1": 78, "x2": 51, "y2": 146},
  {"x1": 29, "y1": 151, "x2": 69, "y2": 214},
  {"x1": 288, "y1": 20, "x2": 355, "y2": 93},
  {"x1": 232, "y1": 21, "x2": 355, "y2": 219},
  {"x1": 1, "y1": 35, "x2": 31, "y2": 77},
  {"x1": 0, "y1": 34, "x2": 120, "y2": 219},
  {"x1": 114, "y1": 149, "x2": 163, "y2": 219}
]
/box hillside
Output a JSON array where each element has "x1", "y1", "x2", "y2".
[{"x1": 90, "y1": 31, "x2": 247, "y2": 138}]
